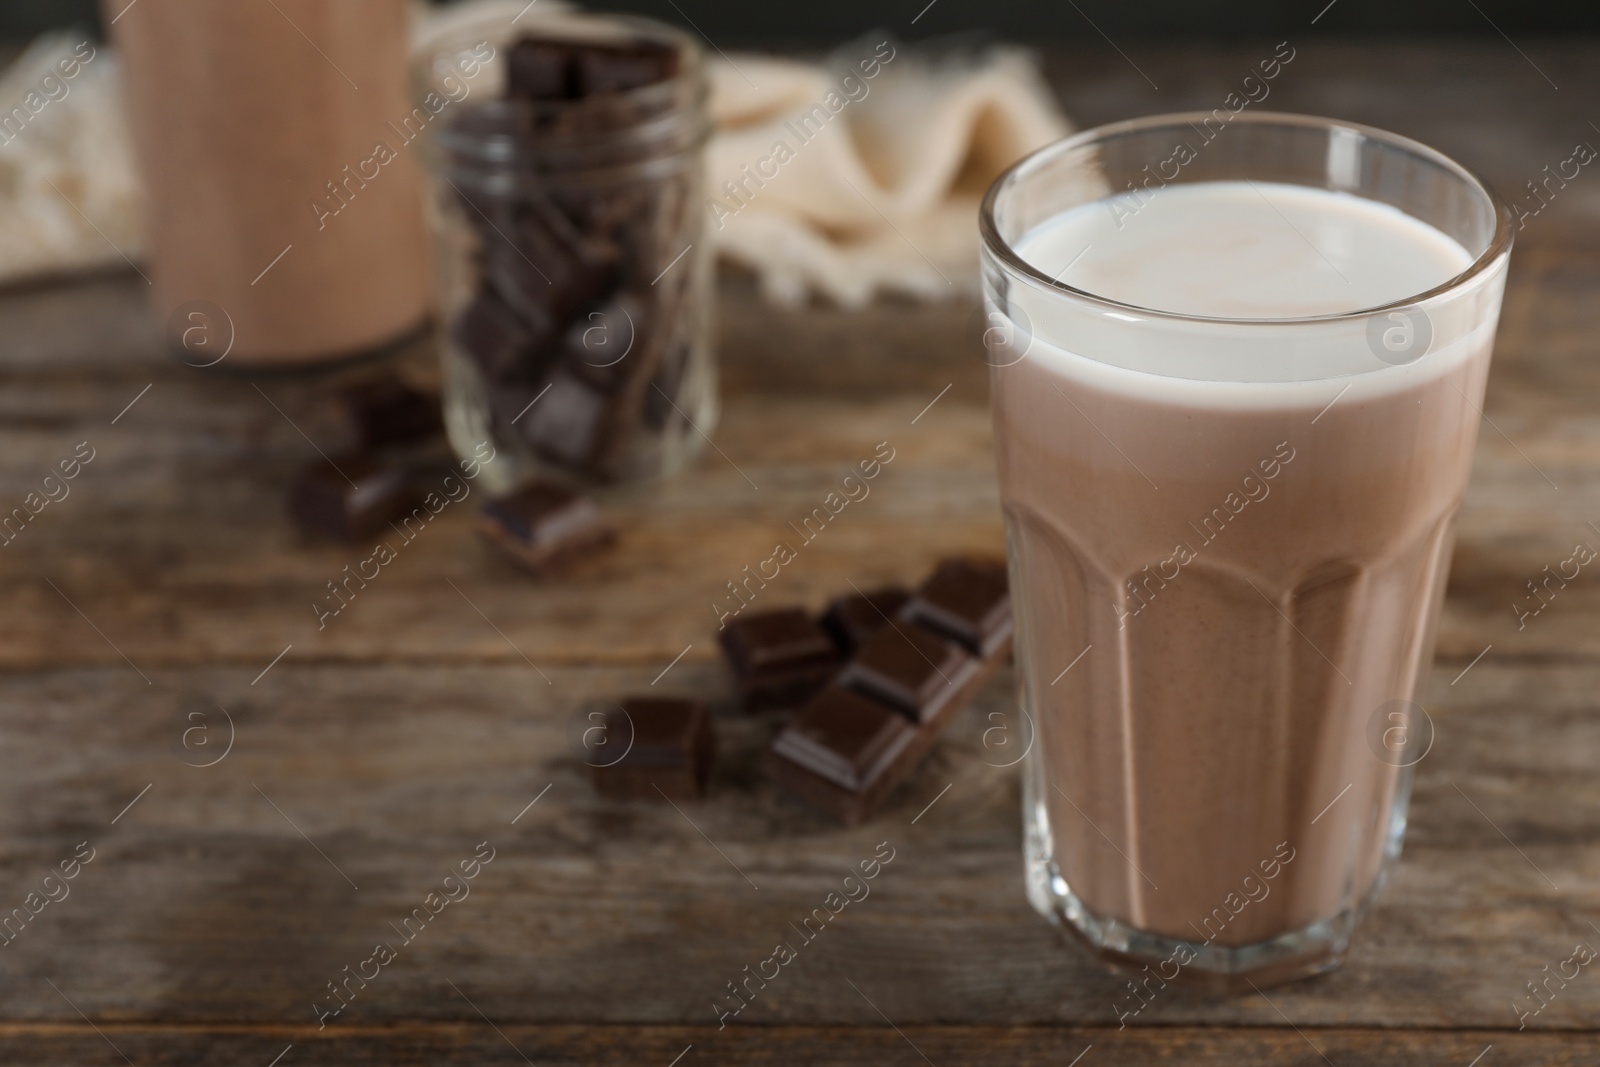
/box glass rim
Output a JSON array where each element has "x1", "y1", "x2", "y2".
[{"x1": 978, "y1": 110, "x2": 1514, "y2": 327}]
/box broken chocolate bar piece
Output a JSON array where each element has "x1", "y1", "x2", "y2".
[
  {"x1": 821, "y1": 586, "x2": 911, "y2": 657},
  {"x1": 590, "y1": 697, "x2": 715, "y2": 801},
  {"x1": 483, "y1": 205, "x2": 616, "y2": 330},
  {"x1": 769, "y1": 685, "x2": 915, "y2": 794},
  {"x1": 717, "y1": 607, "x2": 840, "y2": 712},
  {"x1": 901, "y1": 558, "x2": 1012, "y2": 657},
  {"x1": 477, "y1": 480, "x2": 616, "y2": 573},
  {"x1": 574, "y1": 39, "x2": 681, "y2": 95},
  {"x1": 560, "y1": 293, "x2": 644, "y2": 393},
  {"x1": 288, "y1": 454, "x2": 421, "y2": 543},
  {"x1": 507, "y1": 38, "x2": 577, "y2": 100},
  {"x1": 764, "y1": 640, "x2": 1010, "y2": 825},
  {"x1": 341, "y1": 378, "x2": 443, "y2": 449},
  {"x1": 837, "y1": 622, "x2": 974, "y2": 724},
  {"x1": 764, "y1": 558, "x2": 1016, "y2": 824},
  {"x1": 452, "y1": 288, "x2": 551, "y2": 382},
  {"x1": 513, "y1": 365, "x2": 617, "y2": 473},
  {"x1": 507, "y1": 35, "x2": 681, "y2": 101}
]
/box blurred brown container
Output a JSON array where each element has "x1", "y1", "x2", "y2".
[{"x1": 108, "y1": 0, "x2": 434, "y2": 367}]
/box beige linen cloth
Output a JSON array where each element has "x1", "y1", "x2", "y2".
[
  {"x1": 0, "y1": 32, "x2": 141, "y2": 286},
  {"x1": 705, "y1": 46, "x2": 1069, "y2": 306},
  {"x1": 0, "y1": 7, "x2": 1069, "y2": 305}
]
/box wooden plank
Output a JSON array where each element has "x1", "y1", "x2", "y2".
[
  {"x1": 0, "y1": 1024, "x2": 1567, "y2": 1067},
  {"x1": 0, "y1": 658, "x2": 1594, "y2": 1031},
  {"x1": 0, "y1": 379, "x2": 1002, "y2": 670}
]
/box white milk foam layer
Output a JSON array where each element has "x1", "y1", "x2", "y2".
[
  {"x1": 1021, "y1": 181, "x2": 1473, "y2": 319},
  {"x1": 1006, "y1": 181, "x2": 1489, "y2": 401}
]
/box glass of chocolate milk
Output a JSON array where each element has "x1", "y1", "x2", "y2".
[{"x1": 979, "y1": 112, "x2": 1512, "y2": 985}]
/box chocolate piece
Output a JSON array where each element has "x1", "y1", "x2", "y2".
[
  {"x1": 765, "y1": 559, "x2": 1017, "y2": 824},
  {"x1": 483, "y1": 204, "x2": 616, "y2": 330},
  {"x1": 507, "y1": 36, "x2": 680, "y2": 101},
  {"x1": 769, "y1": 685, "x2": 915, "y2": 794},
  {"x1": 452, "y1": 288, "x2": 550, "y2": 382},
  {"x1": 341, "y1": 378, "x2": 442, "y2": 449},
  {"x1": 560, "y1": 294, "x2": 644, "y2": 393},
  {"x1": 821, "y1": 586, "x2": 911, "y2": 657},
  {"x1": 507, "y1": 38, "x2": 577, "y2": 100},
  {"x1": 514, "y1": 365, "x2": 616, "y2": 474},
  {"x1": 590, "y1": 697, "x2": 715, "y2": 801},
  {"x1": 288, "y1": 454, "x2": 421, "y2": 543},
  {"x1": 477, "y1": 480, "x2": 616, "y2": 573},
  {"x1": 718, "y1": 608, "x2": 840, "y2": 712},
  {"x1": 765, "y1": 639, "x2": 1010, "y2": 825},
  {"x1": 902, "y1": 558, "x2": 1012, "y2": 657},
  {"x1": 837, "y1": 622, "x2": 973, "y2": 724},
  {"x1": 574, "y1": 39, "x2": 680, "y2": 95},
  {"x1": 489, "y1": 380, "x2": 546, "y2": 436}
]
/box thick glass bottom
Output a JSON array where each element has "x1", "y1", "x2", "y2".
[
  {"x1": 1025, "y1": 856, "x2": 1358, "y2": 991},
  {"x1": 1022, "y1": 766, "x2": 1410, "y2": 991}
]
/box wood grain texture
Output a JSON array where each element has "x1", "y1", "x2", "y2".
[
  {"x1": 0, "y1": 659, "x2": 1595, "y2": 1034},
  {"x1": 0, "y1": 39, "x2": 1596, "y2": 1059},
  {"x1": 3, "y1": 254, "x2": 1600, "y2": 671}
]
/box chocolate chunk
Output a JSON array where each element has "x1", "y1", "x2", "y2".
[
  {"x1": 764, "y1": 558, "x2": 1018, "y2": 825},
  {"x1": 288, "y1": 454, "x2": 421, "y2": 543},
  {"x1": 452, "y1": 289, "x2": 551, "y2": 382},
  {"x1": 560, "y1": 294, "x2": 644, "y2": 393},
  {"x1": 764, "y1": 642, "x2": 1009, "y2": 823},
  {"x1": 514, "y1": 365, "x2": 616, "y2": 474},
  {"x1": 507, "y1": 36, "x2": 680, "y2": 101},
  {"x1": 477, "y1": 480, "x2": 616, "y2": 573},
  {"x1": 483, "y1": 204, "x2": 616, "y2": 330},
  {"x1": 488, "y1": 380, "x2": 545, "y2": 436},
  {"x1": 822, "y1": 586, "x2": 911, "y2": 657},
  {"x1": 507, "y1": 38, "x2": 577, "y2": 100},
  {"x1": 341, "y1": 378, "x2": 443, "y2": 449},
  {"x1": 837, "y1": 622, "x2": 973, "y2": 724},
  {"x1": 718, "y1": 608, "x2": 840, "y2": 712},
  {"x1": 769, "y1": 685, "x2": 915, "y2": 795},
  {"x1": 574, "y1": 39, "x2": 680, "y2": 95},
  {"x1": 590, "y1": 697, "x2": 715, "y2": 801},
  {"x1": 901, "y1": 558, "x2": 1012, "y2": 657}
]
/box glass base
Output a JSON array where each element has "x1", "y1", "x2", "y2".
[
  {"x1": 1019, "y1": 698, "x2": 1414, "y2": 991},
  {"x1": 1025, "y1": 855, "x2": 1359, "y2": 991}
]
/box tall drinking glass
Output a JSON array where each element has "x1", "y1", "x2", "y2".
[{"x1": 979, "y1": 112, "x2": 1511, "y2": 984}]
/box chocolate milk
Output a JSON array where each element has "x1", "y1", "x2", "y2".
[
  {"x1": 992, "y1": 182, "x2": 1502, "y2": 953},
  {"x1": 111, "y1": 0, "x2": 434, "y2": 366}
]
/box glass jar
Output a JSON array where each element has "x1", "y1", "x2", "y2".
[{"x1": 417, "y1": 12, "x2": 716, "y2": 494}]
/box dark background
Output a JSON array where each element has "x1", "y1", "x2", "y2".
[{"x1": 11, "y1": 0, "x2": 1597, "y2": 44}]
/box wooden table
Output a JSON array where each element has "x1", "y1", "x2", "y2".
[{"x1": 1, "y1": 40, "x2": 1597, "y2": 1066}]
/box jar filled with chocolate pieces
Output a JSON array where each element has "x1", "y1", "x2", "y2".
[{"x1": 418, "y1": 13, "x2": 716, "y2": 493}]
